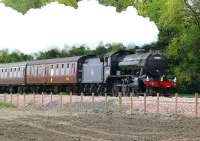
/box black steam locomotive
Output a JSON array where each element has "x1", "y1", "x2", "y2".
[{"x1": 0, "y1": 50, "x2": 176, "y2": 95}]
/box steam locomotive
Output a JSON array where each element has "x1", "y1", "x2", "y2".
[{"x1": 0, "y1": 50, "x2": 176, "y2": 95}]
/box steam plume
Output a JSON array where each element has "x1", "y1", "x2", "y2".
[{"x1": 0, "y1": 0, "x2": 159, "y2": 54}]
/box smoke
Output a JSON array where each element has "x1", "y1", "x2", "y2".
[{"x1": 0, "y1": 0, "x2": 159, "y2": 54}]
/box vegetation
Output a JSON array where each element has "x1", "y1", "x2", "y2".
[
  {"x1": 0, "y1": 0, "x2": 199, "y2": 93},
  {"x1": 0, "y1": 102, "x2": 16, "y2": 109},
  {"x1": 0, "y1": 49, "x2": 33, "y2": 63}
]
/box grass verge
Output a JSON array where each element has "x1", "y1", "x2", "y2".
[
  {"x1": 0, "y1": 102, "x2": 16, "y2": 109},
  {"x1": 178, "y1": 93, "x2": 200, "y2": 98}
]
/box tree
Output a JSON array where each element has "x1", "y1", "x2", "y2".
[
  {"x1": 1, "y1": 0, "x2": 78, "y2": 14},
  {"x1": 0, "y1": 49, "x2": 33, "y2": 63}
]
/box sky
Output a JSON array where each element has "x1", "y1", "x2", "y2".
[{"x1": 0, "y1": 0, "x2": 159, "y2": 54}]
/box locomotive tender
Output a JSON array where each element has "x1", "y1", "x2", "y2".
[{"x1": 0, "y1": 50, "x2": 175, "y2": 95}]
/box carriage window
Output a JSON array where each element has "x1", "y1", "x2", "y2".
[
  {"x1": 74, "y1": 63, "x2": 76, "y2": 73},
  {"x1": 71, "y1": 64, "x2": 74, "y2": 74},
  {"x1": 38, "y1": 66, "x2": 41, "y2": 76},
  {"x1": 0, "y1": 69, "x2": 2, "y2": 78},
  {"x1": 55, "y1": 64, "x2": 59, "y2": 76},
  {"x1": 0, "y1": 69, "x2": 1, "y2": 78},
  {"x1": 36, "y1": 66, "x2": 39, "y2": 76},
  {"x1": 13, "y1": 68, "x2": 15, "y2": 78},
  {"x1": 66, "y1": 63, "x2": 70, "y2": 75},
  {"x1": 42, "y1": 65, "x2": 45, "y2": 76},
  {"x1": 5, "y1": 69, "x2": 7, "y2": 78},
  {"x1": 17, "y1": 68, "x2": 19, "y2": 78},
  {"x1": 10, "y1": 68, "x2": 13, "y2": 78},
  {"x1": 17, "y1": 68, "x2": 20, "y2": 78},
  {"x1": 50, "y1": 65, "x2": 54, "y2": 76},
  {"x1": 2, "y1": 69, "x2": 4, "y2": 78},
  {"x1": 21, "y1": 68, "x2": 24, "y2": 77},
  {"x1": 32, "y1": 67, "x2": 34, "y2": 75},
  {"x1": 61, "y1": 64, "x2": 65, "y2": 75}
]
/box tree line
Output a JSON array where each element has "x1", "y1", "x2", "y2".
[{"x1": 0, "y1": 0, "x2": 200, "y2": 93}]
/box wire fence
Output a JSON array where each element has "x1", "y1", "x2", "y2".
[{"x1": 0, "y1": 92, "x2": 199, "y2": 117}]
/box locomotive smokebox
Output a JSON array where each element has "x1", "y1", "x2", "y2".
[
  {"x1": 118, "y1": 51, "x2": 167, "y2": 77},
  {"x1": 145, "y1": 53, "x2": 167, "y2": 77}
]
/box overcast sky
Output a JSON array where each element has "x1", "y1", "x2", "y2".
[{"x1": 0, "y1": 0, "x2": 159, "y2": 54}]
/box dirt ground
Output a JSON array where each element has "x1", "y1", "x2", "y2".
[{"x1": 0, "y1": 109, "x2": 200, "y2": 141}]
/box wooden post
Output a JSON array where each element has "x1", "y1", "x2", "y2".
[
  {"x1": 175, "y1": 93, "x2": 178, "y2": 114},
  {"x1": 4, "y1": 93, "x2": 7, "y2": 103},
  {"x1": 50, "y1": 92, "x2": 53, "y2": 103},
  {"x1": 195, "y1": 93, "x2": 198, "y2": 117},
  {"x1": 105, "y1": 92, "x2": 108, "y2": 112},
  {"x1": 17, "y1": 93, "x2": 19, "y2": 108},
  {"x1": 10, "y1": 93, "x2": 13, "y2": 104},
  {"x1": 157, "y1": 93, "x2": 160, "y2": 113},
  {"x1": 144, "y1": 93, "x2": 147, "y2": 113},
  {"x1": 23, "y1": 93, "x2": 26, "y2": 107},
  {"x1": 81, "y1": 92, "x2": 84, "y2": 112},
  {"x1": 33, "y1": 92, "x2": 36, "y2": 105},
  {"x1": 130, "y1": 92, "x2": 133, "y2": 114},
  {"x1": 118, "y1": 91, "x2": 122, "y2": 112},
  {"x1": 70, "y1": 92, "x2": 72, "y2": 112},
  {"x1": 92, "y1": 92, "x2": 95, "y2": 112},
  {"x1": 41, "y1": 92, "x2": 44, "y2": 106},
  {"x1": 60, "y1": 93, "x2": 63, "y2": 111}
]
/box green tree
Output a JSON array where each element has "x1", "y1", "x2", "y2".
[
  {"x1": 1, "y1": 0, "x2": 78, "y2": 14},
  {"x1": 0, "y1": 49, "x2": 33, "y2": 63}
]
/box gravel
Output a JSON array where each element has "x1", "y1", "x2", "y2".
[{"x1": 0, "y1": 94, "x2": 199, "y2": 117}]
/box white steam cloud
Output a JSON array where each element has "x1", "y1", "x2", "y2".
[{"x1": 0, "y1": 0, "x2": 159, "y2": 54}]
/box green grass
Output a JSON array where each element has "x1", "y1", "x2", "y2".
[
  {"x1": 0, "y1": 102, "x2": 16, "y2": 109},
  {"x1": 178, "y1": 93, "x2": 200, "y2": 98}
]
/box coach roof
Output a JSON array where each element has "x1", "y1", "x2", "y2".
[
  {"x1": 27, "y1": 56, "x2": 84, "y2": 65},
  {"x1": 0, "y1": 62, "x2": 27, "y2": 68}
]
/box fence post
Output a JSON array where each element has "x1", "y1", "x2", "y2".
[
  {"x1": 70, "y1": 92, "x2": 72, "y2": 112},
  {"x1": 33, "y1": 92, "x2": 36, "y2": 105},
  {"x1": 60, "y1": 92, "x2": 63, "y2": 111},
  {"x1": 195, "y1": 93, "x2": 198, "y2": 117},
  {"x1": 105, "y1": 92, "x2": 108, "y2": 113},
  {"x1": 23, "y1": 93, "x2": 26, "y2": 107},
  {"x1": 17, "y1": 93, "x2": 19, "y2": 108},
  {"x1": 175, "y1": 93, "x2": 178, "y2": 114},
  {"x1": 144, "y1": 93, "x2": 147, "y2": 113},
  {"x1": 50, "y1": 92, "x2": 53, "y2": 103},
  {"x1": 41, "y1": 92, "x2": 44, "y2": 106},
  {"x1": 10, "y1": 93, "x2": 13, "y2": 104},
  {"x1": 130, "y1": 92, "x2": 133, "y2": 114},
  {"x1": 157, "y1": 93, "x2": 160, "y2": 113},
  {"x1": 81, "y1": 92, "x2": 84, "y2": 112},
  {"x1": 118, "y1": 91, "x2": 122, "y2": 112},
  {"x1": 4, "y1": 93, "x2": 7, "y2": 103},
  {"x1": 92, "y1": 92, "x2": 95, "y2": 112}
]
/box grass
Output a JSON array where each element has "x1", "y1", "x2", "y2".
[
  {"x1": 0, "y1": 102, "x2": 16, "y2": 109},
  {"x1": 178, "y1": 93, "x2": 200, "y2": 98}
]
